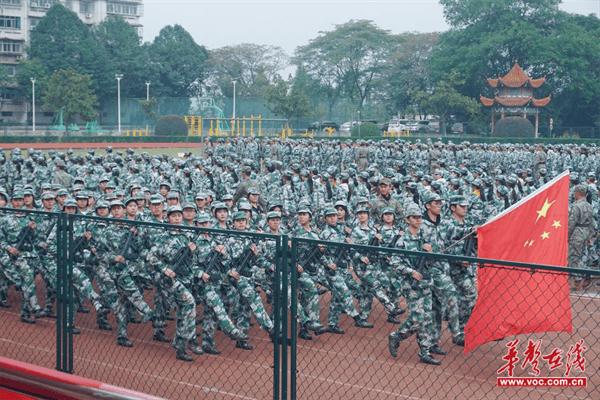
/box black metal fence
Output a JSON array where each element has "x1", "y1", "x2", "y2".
[{"x1": 1, "y1": 207, "x2": 598, "y2": 399}]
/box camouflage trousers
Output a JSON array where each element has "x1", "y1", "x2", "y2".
[
  {"x1": 297, "y1": 272, "x2": 321, "y2": 325},
  {"x1": 430, "y1": 264, "x2": 461, "y2": 342},
  {"x1": 110, "y1": 265, "x2": 153, "y2": 339},
  {"x1": 163, "y1": 278, "x2": 196, "y2": 343},
  {"x1": 6, "y1": 255, "x2": 40, "y2": 317},
  {"x1": 35, "y1": 252, "x2": 57, "y2": 311},
  {"x1": 72, "y1": 265, "x2": 102, "y2": 312},
  {"x1": 355, "y1": 263, "x2": 396, "y2": 321},
  {"x1": 201, "y1": 282, "x2": 241, "y2": 348},
  {"x1": 569, "y1": 236, "x2": 588, "y2": 282},
  {"x1": 228, "y1": 276, "x2": 273, "y2": 335},
  {"x1": 378, "y1": 264, "x2": 404, "y2": 309},
  {"x1": 325, "y1": 270, "x2": 359, "y2": 326},
  {"x1": 449, "y1": 263, "x2": 477, "y2": 336},
  {"x1": 391, "y1": 280, "x2": 434, "y2": 358}
]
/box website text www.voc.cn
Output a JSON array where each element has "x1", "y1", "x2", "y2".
[{"x1": 497, "y1": 377, "x2": 587, "y2": 387}]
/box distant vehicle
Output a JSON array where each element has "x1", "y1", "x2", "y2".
[
  {"x1": 451, "y1": 122, "x2": 464, "y2": 134},
  {"x1": 340, "y1": 121, "x2": 358, "y2": 134},
  {"x1": 387, "y1": 119, "x2": 408, "y2": 134},
  {"x1": 308, "y1": 121, "x2": 339, "y2": 133}
]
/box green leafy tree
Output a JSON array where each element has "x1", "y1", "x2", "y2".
[
  {"x1": 43, "y1": 69, "x2": 98, "y2": 128},
  {"x1": 432, "y1": 0, "x2": 600, "y2": 126},
  {"x1": 294, "y1": 20, "x2": 395, "y2": 114},
  {"x1": 147, "y1": 25, "x2": 209, "y2": 97},
  {"x1": 94, "y1": 16, "x2": 148, "y2": 99},
  {"x1": 209, "y1": 43, "x2": 288, "y2": 97},
  {"x1": 15, "y1": 60, "x2": 48, "y2": 101},
  {"x1": 414, "y1": 74, "x2": 480, "y2": 135},
  {"x1": 29, "y1": 4, "x2": 113, "y2": 101},
  {"x1": 265, "y1": 76, "x2": 310, "y2": 125}
]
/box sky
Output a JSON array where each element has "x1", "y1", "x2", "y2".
[{"x1": 141, "y1": 0, "x2": 600, "y2": 54}]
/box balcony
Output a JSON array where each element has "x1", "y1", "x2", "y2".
[
  {"x1": 107, "y1": 1, "x2": 144, "y2": 18},
  {"x1": 0, "y1": 0, "x2": 21, "y2": 8}
]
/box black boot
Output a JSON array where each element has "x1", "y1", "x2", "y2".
[
  {"x1": 420, "y1": 354, "x2": 442, "y2": 365},
  {"x1": 97, "y1": 316, "x2": 112, "y2": 331},
  {"x1": 117, "y1": 336, "x2": 133, "y2": 347},
  {"x1": 0, "y1": 299, "x2": 10, "y2": 308},
  {"x1": 452, "y1": 336, "x2": 465, "y2": 346},
  {"x1": 175, "y1": 338, "x2": 193, "y2": 362},
  {"x1": 353, "y1": 316, "x2": 374, "y2": 328},
  {"x1": 430, "y1": 345, "x2": 447, "y2": 355},
  {"x1": 189, "y1": 339, "x2": 204, "y2": 355},
  {"x1": 21, "y1": 314, "x2": 36, "y2": 324},
  {"x1": 71, "y1": 326, "x2": 81, "y2": 335},
  {"x1": 298, "y1": 326, "x2": 312, "y2": 340},
  {"x1": 386, "y1": 315, "x2": 401, "y2": 324},
  {"x1": 388, "y1": 333, "x2": 400, "y2": 358},
  {"x1": 77, "y1": 305, "x2": 90, "y2": 314},
  {"x1": 202, "y1": 345, "x2": 221, "y2": 355},
  {"x1": 306, "y1": 321, "x2": 326, "y2": 335},
  {"x1": 327, "y1": 325, "x2": 345, "y2": 334},
  {"x1": 235, "y1": 340, "x2": 254, "y2": 350},
  {"x1": 44, "y1": 307, "x2": 57, "y2": 319},
  {"x1": 153, "y1": 330, "x2": 169, "y2": 342}
]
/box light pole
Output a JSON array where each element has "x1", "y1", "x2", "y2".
[
  {"x1": 232, "y1": 79, "x2": 237, "y2": 120},
  {"x1": 115, "y1": 74, "x2": 123, "y2": 133},
  {"x1": 357, "y1": 110, "x2": 361, "y2": 138},
  {"x1": 145, "y1": 81, "x2": 150, "y2": 101},
  {"x1": 30, "y1": 78, "x2": 36, "y2": 133}
]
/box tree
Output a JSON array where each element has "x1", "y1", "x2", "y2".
[
  {"x1": 43, "y1": 69, "x2": 98, "y2": 128},
  {"x1": 29, "y1": 4, "x2": 113, "y2": 101},
  {"x1": 432, "y1": 0, "x2": 600, "y2": 127},
  {"x1": 414, "y1": 73, "x2": 480, "y2": 135},
  {"x1": 265, "y1": 76, "x2": 310, "y2": 124},
  {"x1": 147, "y1": 25, "x2": 209, "y2": 97},
  {"x1": 294, "y1": 20, "x2": 395, "y2": 114},
  {"x1": 94, "y1": 16, "x2": 148, "y2": 99},
  {"x1": 15, "y1": 60, "x2": 48, "y2": 101},
  {"x1": 381, "y1": 32, "x2": 438, "y2": 117},
  {"x1": 209, "y1": 43, "x2": 288, "y2": 97}
]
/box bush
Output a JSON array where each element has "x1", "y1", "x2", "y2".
[
  {"x1": 351, "y1": 122, "x2": 380, "y2": 137},
  {"x1": 494, "y1": 116, "x2": 535, "y2": 137},
  {"x1": 154, "y1": 115, "x2": 189, "y2": 136}
]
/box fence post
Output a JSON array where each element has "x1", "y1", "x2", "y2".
[
  {"x1": 66, "y1": 214, "x2": 75, "y2": 373},
  {"x1": 55, "y1": 213, "x2": 65, "y2": 371},
  {"x1": 289, "y1": 239, "x2": 298, "y2": 400},
  {"x1": 280, "y1": 234, "x2": 289, "y2": 400}
]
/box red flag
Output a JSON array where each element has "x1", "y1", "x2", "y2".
[{"x1": 464, "y1": 171, "x2": 572, "y2": 353}]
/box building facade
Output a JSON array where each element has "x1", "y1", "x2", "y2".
[{"x1": 0, "y1": 0, "x2": 143, "y2": 123}]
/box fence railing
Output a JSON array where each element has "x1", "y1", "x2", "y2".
[{"x1": 1, "y1": 207, "x2": 598, "y2": 399}]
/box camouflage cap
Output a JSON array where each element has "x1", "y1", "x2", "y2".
[
  {"x1": 237, "y1": 202, "x2": 252, "y2": 211},
  {"x1": 381, "y1": 207, "x2": 395, "y2": 215},
  {"x1": 56, "y1": 189, "x2": 69, "y2": 196},
  {"x1": 212, "y1": 202, "x2": 228, "y2": 212},
  {"x1": 449, "y1": 195, "x2": 468, "y2": 206},
  {"x1": 232, "y1": 211, "x2": 247, "y2": 221},
  {"x1": 248, "y1": 187, "x2": 260, "y2": 195},
  {"x1": 166, "y1": 192, "x2": 179, "y2": 200},
  {"x1": 334, "y1": 200, "x2": 348, "y2": 209},
  {"x1": 324, "y1": 207, "x2": 338, "y2": 217},
  {"x1": 23, "y1": 188, "x2": 35, "y2": 196},
  {"x1": 573, "y1": 184, "x2": 588, "y2": 194},
  {"x1": 379, "y1": 177, "x2": 391, "y2": 186},
  {"x1": 355, "y1": 206, "x2": 369, "y2": 214},
  {"x1": 124, "y1": 197, "x2": 137, "y2": 205},
  {"x1": 95, "y1": 200, "x2": 110, "y2": 209},
  {"x1": 194, "y1": 192, "x2": 207, "y2": 200},
  {"x1": 195, "y1": 213, "x2": 212, "y2": 224},
  {"x1": 159, "y1": 181, "x2": 171, "y2": 188},
  {"x1": 166, "y1": 205, "x2": 183, "y2": 216},
  {"x1": 149, "y1": 194, "x2": 164, "y2": 204},
  {"x1": 297, "y1": 208, "x2": 312, "y2": 216},
  {"x1": 109, "y1": 200, "x2": 125, "y2": 208},
  {"x1": 182, "y1": 202, "x2": 197, "y2": 211},
  {"x1": 11, "y1": 190, "x2": 24, "y2": 199},
  {"x1": 75, "y1": 192, "x2": 89, "y2": 200},
  {"x1": 63, "y1": 198, "x2": 78, "y2": 208},
  {"x1": 134, "y1": 192, "x2": 146, "y2": 201},
  {"x1": 266, "y1": 211, "x2": 282, "y2": 220},
  {"x1": 222, "y1": 194, "x2": 234, "y2": 201},
  {"x1": 423, "y1": 191, "x2": 443, "y2": 204},
  {"x1": 41, "y1": 192, "x2": 55, "y2": 200},
  {"x1": 405, "y1": 203, "x2": 422, "y2": 217}
]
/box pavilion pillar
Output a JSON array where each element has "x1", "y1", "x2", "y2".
[{"x1": 535, "y1": 112, "x2": 539, "y2": 138}]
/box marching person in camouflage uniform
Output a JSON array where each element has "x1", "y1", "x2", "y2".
[
  {"x1": 224, "y1": 211, "x2": 274, "y2": 349},
  {"x1": 147, "y1": 205, "x2": 198, "y2": 361},
  {"x1": 350, "y1": 207, "x2": 403, "y2": 327},
  {"x1": 33, "y1": 191, "x2": 59, "y2": 317},
  {"x1": 2, "y1": 191, "x2": 42, "y2": 323},
  {"x1": 441, "y1": 195, "x2": 477, "y2": 345},
  {"x1": 319, "y1": 207, "x2": 361, "y2": 333},
  {"x1": 421, "y1": 193, "x2": 463, "y2": 352},
  {"x1": 569, "y1": 185, "x2": 596, "y2": 290},
  {"x1": 99, "y1": 200, "x2": 154, "y2": 348},
  {"x1": 388, "y1": 203, "x2": 441, "y2": 365}
]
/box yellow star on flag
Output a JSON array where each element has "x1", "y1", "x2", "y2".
[
  {"x1": 536, "y1": 198, "x2": 556, "y2": 223},
  {"x1": 541, "y1": 231, "x2": 550, "y2": 240},
  {"x1": 552, "y1": 220, "x2": 561, "y2": 229}
]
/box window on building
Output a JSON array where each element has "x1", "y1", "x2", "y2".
[
  {"x1": 0, "y1": 40, "x2": 22, "y2": 54},
  {"x1": 0, "y1": 16, "x2": 21, "y2": 29},
  {"x1": 30, "y1": 17, "x2": 41, "y2": 30},
  {"x1": 1, "y1": 112, "x2": 13, "y2": 117},
  {"x1": 107, "y1": 1, "x2": 139, "y2": 16},
  {"x1": 80, "y1": 0, "x2": 92, "y2": 14},
  {"x1": 0, "y1": 1, "x2": 21, "y2": 7},
  {"x1": 30, "y1": 0, "x2": 58, "y2": 9}
]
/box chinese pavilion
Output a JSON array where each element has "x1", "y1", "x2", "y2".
[{"x1": 480, "y1": 63, "x2": 551, "y2": 137}]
